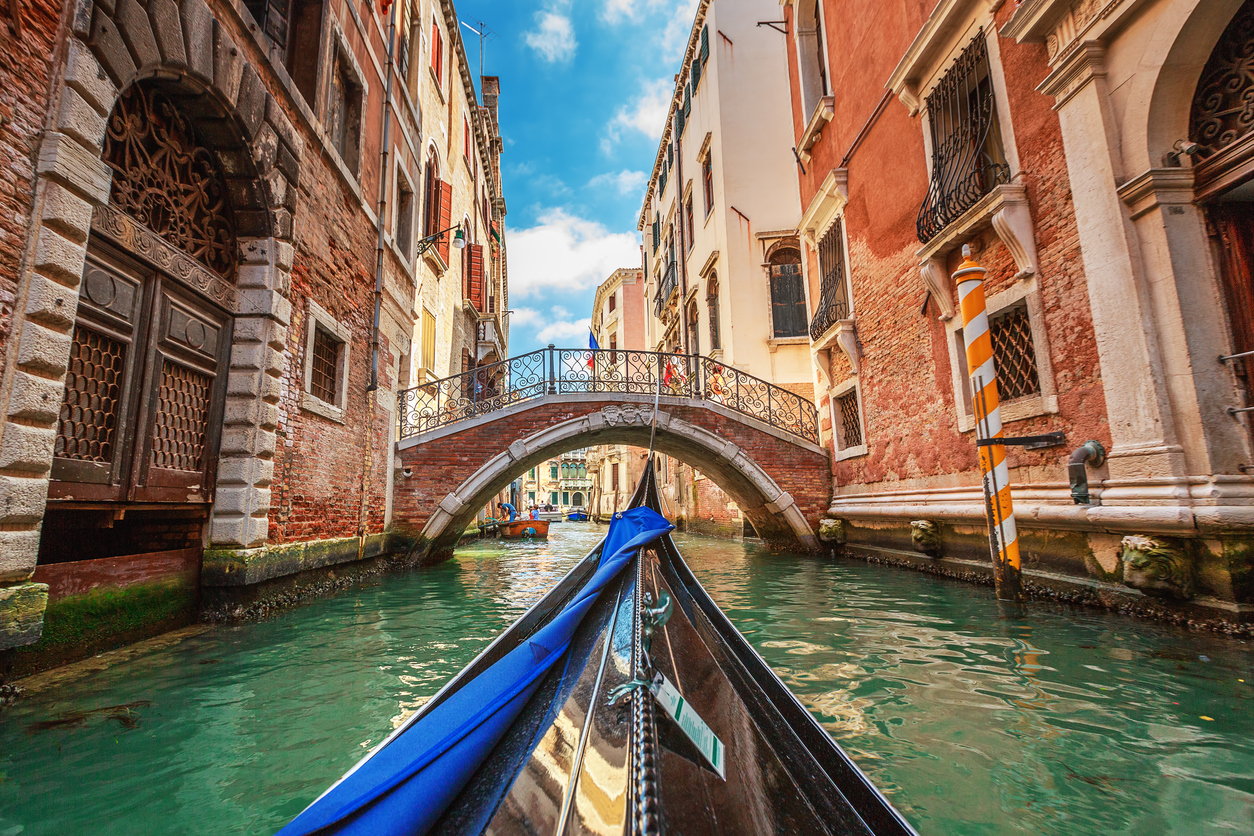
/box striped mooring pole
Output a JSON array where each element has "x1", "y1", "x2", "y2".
[{"x1": 955, "y1": 245, "x2": 1024, "y2": 604}]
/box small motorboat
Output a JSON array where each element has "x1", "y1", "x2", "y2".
[
  {"x1": 566, "y1": 507, "x2": 589, "y2": 521},
  {"x1": 497, "y1": 518, "x2": 550, "y2": 540},
  {"x1": 279, "y1": 464, "x2": 917, "y2": 836},
  {"x1": 536, "y1": 509, "x2": 565, "y2": 522}
]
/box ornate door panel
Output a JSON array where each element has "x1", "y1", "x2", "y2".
[
  {"x1": 1211, "y1": 203, "x2": 1254, "y2": 402},
  {"x1": 50, "y1": 244, "x2": 232, "y2": 504},
  {"x1": 130, "y1": 281, "x2": 231, "y2": 502},
  {"x1": 50, "y1": 251, "x2": 148, "y2": 499}
]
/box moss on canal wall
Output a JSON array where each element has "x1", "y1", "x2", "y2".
[{"x1": 1, "y1": 580, "x2": 196, "y2": 681}]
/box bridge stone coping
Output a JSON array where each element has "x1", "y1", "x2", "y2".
[
  {"x1": 401, "y1": 402, "x2": 823, "y2": 558},
  {"x1": 396, "y1": 392, "x2": 827, "y2": 456}
]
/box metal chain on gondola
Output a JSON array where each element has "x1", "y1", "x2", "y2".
[{"x1": 631, "y1": 553, "x2": 662, "y2": 835}]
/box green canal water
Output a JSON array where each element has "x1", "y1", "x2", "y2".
[{"x1": 1, "y1": 524, "x2": 1252, "y2": 835}]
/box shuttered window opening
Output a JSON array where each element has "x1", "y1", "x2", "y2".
[
  {"x1": 836, "y1": 389, "x2": 863, "y2": 449},
  {"x1": 988, "y1": 303, "x2": 1041, "y2": 401},
  {"x1": 422, "y1": 308, "x2": 436, "y2": 376},
  {"x1": 769, "y1": 250, "x2": 808, "y2": 338},
  {"x1": 311, "y1": 325, "x2": 342, "y2": 404},
  {"x1": 468, "y1": 243, "x2": 485, "y2": 310},
  {"x1": 683, "y1": 85, "x2": 691, "y2": 118},
  {"x1": 436, "y1": 180, "x2": 453, "y2": 263},
  {"x1": 395, "y1": 176, "x2": 414, "y2": 259},
  {"x1": 810, "y1": 219, "x2": 850, "y2": 340},
  {"x1": 431, "y1": 18, "x2": 443, "y2": 86},
  {"x1": 700, "y1": 25, "x2": 709, "y2": 62}
]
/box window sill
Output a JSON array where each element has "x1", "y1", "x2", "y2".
[
  {"x1": 915, "y1": 182, "x2": 1037, "y2": 289},
  {"x1": 956, "y1": 393, "x2": 1058, "y2": 433},
  {"x1": 423, "y1": 246, "x2": 449, "y2": 274},
  {"x1": 301, "y1": 392, "x2": 346, "y2": 424},
  {"x1": 835, "y1": 443, "x2": 868, "y2": 462},
  {"x1": 797, "y1": 95, "x2": 834, "y2": 163},
  {"x1": 767, "y1": 336, "x2": 809, "y2": 351},
  {"x1": 429, "y1": 65, "x2": 445, "y2": 102}
]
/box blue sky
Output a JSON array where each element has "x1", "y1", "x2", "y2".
[{"x1": 453, "y1": 0, "x2": 697, "y2": 353}]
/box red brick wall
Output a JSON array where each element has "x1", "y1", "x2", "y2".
[
  {"x1": 393, "y1": 401, "x2": 831, "y2": 547},
  {"x1": 0, "y1": 0, "x2": 62, "y2": 362},
  {"x1": 269, "y1": 142, "x2": 394, "y2": 545}
]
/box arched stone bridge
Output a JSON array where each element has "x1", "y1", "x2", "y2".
[{"x1": 391, "y1": 348, "x2": 831, "y2": 561}]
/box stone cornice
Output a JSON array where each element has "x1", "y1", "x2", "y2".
[
  {"x1": 886, "y1": 0, "x2": 1001, "y2": 115},
  {"x1": 798, "y1": 168, "x2": 848, "y2": 244},
  {"x1": 1038, "y1": 40, "x2": 1107, "y2": 108},
  {"x1": 1117, "y1": 168, "x2": 1196, "y2": 219}
]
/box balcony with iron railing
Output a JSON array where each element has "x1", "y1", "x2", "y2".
[{"x1": 654, "y1": 261, "x2": 679, "y2": 318}]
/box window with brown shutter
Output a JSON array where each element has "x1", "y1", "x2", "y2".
[
  {"x1": 431, "y1": 19, "x2": 443, "y2": 86},
  {"x1": 468, "y1": 243, "x2": 485, "y2": 310},
  {"x1": 436, "y1": 180, "x2": 453, "y2": 263}
]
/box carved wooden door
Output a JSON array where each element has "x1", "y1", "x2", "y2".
[{"x1": 51, "y1": 243, "x2": 232, "y2": 504}]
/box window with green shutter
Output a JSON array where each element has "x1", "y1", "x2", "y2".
[
  {"x1": 683, "y1": 85, "x2": 691, "y2": 118},
  {"x1": 700, "y1": 26, "x2": 709, "y2": 63},
  {"x1": 692, "y1": 55, "x2": 702, "y2": 89}
]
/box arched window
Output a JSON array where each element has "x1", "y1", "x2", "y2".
[
  {"x1": 423, "y1": 149, "x2": 440, "y2": 238},
  {"x1": 769, "y1": 248, "x2": 807, "y2": 338},
  {"x1": 706, "y1": 274, "x2": 720, "y2": 350}
]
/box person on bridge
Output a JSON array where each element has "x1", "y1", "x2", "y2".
[{"x1": 497, "y1": 502, "x2": 517, "y2": 523}]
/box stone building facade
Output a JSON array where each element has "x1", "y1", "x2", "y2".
[
  {"x1": 784, "y1": 0, "x2": 1254, "y2": 619},
  {"x1": 636, "y1": 0, "x2": 803, "y2": 539},
  {"x1": 0, "y1": 0, "x2": 506, "y2": 654}
]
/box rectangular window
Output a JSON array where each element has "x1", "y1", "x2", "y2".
[
  {"x1": 421, "y1": 308, "x2": 436, "y2": 375},
  {"x1": 431, "y1": 19, "x2": 443, "y2": 87},
  {"x1": 328, "y1": 55, "x2": 361, "y2": 173},
  {"x1": 917, "y1": 32, "x2": 1010, "y2": 243},
  {"x1": 702, "y1": 157, "x2": 713, "y2": 215},
  {"x1": 562, "y1": 491, "x2": 570, "y2": 505},
  {"x1": 835, "y1": 389, "x2": 862, "y2": 450},
  {"x1": 810, "y1": 219, "x2": 849, "y2": 340},
  {"x1": 550, "y1": 491, "x2": 559, "y2": 505},
  {"x1": 530, "y1": 468, "x2": 537, "y2": 480},
  {"x1": 528, "y1": 491, "x2": 536, "y2": 503},
  {"x1": 550, "y1": 464, "x2": 559, "y2": 480},
  {"x1": 311, "y1": 325, "x2": 341, "y2": 403},
  {"x1": 395, "y1": 174, "x2": 414, "y2": 259},
  {"x1": 987, "y1": 303, "x2": 1041, "y2": 402},
  {"x1": 463, "y1": 116, "x2": 471, "y2": 161},
  {"x1": 611, "y1": 462, "x2": 619, "y2": 489},
  {"x1": 685, "y1": 197, "x2": 695, "y2": 251},
  {"x1": 608, "y1": 293, "x2": 616, "y2": 313}
]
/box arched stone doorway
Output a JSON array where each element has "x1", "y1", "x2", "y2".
[
  {"x1": 39, "y1": 80, "x2": 256, "y2": 564},
  {"x1": 1191, "y1": 1, "x2": 1254, "y2": 444}
]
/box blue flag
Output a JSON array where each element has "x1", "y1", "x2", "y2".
[{"x1": 589, "y1": 331, "x2": 600, "y2": 351}]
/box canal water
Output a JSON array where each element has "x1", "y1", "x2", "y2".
[{"x1": 1, "y1": 524, "x2": 1252, "y2": 835}]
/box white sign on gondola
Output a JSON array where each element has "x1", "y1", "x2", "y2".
[{"x1": 650, "y1": 672, "x2": 726, "y2": 780}]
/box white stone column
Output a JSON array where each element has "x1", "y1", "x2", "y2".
[{"x1": 1042, "y1": 44, "x2": 1187, "y2": 483}]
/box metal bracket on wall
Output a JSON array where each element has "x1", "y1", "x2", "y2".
[{"x1": 976, "y1": 431, "x2": 1066, "y2": 450}]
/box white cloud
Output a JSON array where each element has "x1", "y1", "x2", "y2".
[
  {"x1": 602, "y1": 79, "x2": 673, "y2": 152},
  {"x1": 525, "y1": 12, "x2": 577, "y2": 63},
  {"x1": 601, "y1": 0, "x2": 697, "y2": 61},
  {"x1": 588, "y1": 170, "x2": 647, "y2": 196},
  {"x1": 509, "y1": 307, "x2": 543, "y2": 327},
  {"x1": 537, "y1": 316, "x2": 592, "y2": 344},
  {"x1": 506, "y1": 208, "x2": 640, "y2": 298}
]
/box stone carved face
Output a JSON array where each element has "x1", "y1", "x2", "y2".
[
  {"x1": 910, "y1": 520, "x2": 942, "y2": 557},
  {"x1": 1121, "y1": 535, "x2": 1193, "y2": 600}
]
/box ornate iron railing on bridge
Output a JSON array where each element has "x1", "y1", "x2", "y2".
[{"x1": 397, "y1": 346, "x2": 820, "y2": 444}]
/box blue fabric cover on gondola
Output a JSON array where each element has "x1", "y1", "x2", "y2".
[{"x1": 278, "y1": 506, "x2": 673, "y2": 836}]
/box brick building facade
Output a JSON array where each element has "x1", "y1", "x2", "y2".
[
  {"x1": 785, "y1": 0, "x2": 1254, "y2": 619},
  {"x1": 0, "y1": 0, "x2": 507, "y2": 654}
]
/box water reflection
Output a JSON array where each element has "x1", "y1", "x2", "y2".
[{"x1": 0, "y1": 524, "x2": 1250, "y2": 836}]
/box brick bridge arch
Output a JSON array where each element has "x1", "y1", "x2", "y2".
[{"x1": 392, "y1": 393, "x2": 832, "y2": 562}]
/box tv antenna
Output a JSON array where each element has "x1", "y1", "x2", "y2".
[{"x1": 460, "y1": 19, "x2": 495, "y2": 83}]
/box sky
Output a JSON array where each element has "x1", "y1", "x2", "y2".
[{"x1": 452, "y1": 0, "x2": 698, "y2": 353}]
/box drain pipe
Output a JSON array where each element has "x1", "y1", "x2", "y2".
[
  {"x1": 1068, "y1": 440, "x2": 1106, "y2": 505},
  {"x1": 367, "y1": 0, "x2": 400, "y2": 393}
]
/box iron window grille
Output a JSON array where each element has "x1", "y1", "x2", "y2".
[
  {"x1": 836, "y1": 389, "x2": 863, "y2": 449},
  {"x1": 988, "y1": 303, "x2": 1041, "y2": 402},
  {"x1": 810, "y1": 219, "x2": 850, "y2": 340},
  {"x1": 311, "y1": 325, "x2": 342, "y2": 404},
  {"x1": 916, "y1": 32, "x2": 1010, "y2": 243},
  {"x1": 655, "y1": 261, "x2": 679, "y2": 318}
]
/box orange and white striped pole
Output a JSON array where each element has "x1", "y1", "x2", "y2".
[{"x1": 956, "y1": 245, "x2": 1023, "y2": 603}]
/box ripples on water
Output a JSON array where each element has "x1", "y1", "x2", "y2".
[{"x1": 1, "y1": 524, "x2": 1251, "y2": 835}]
